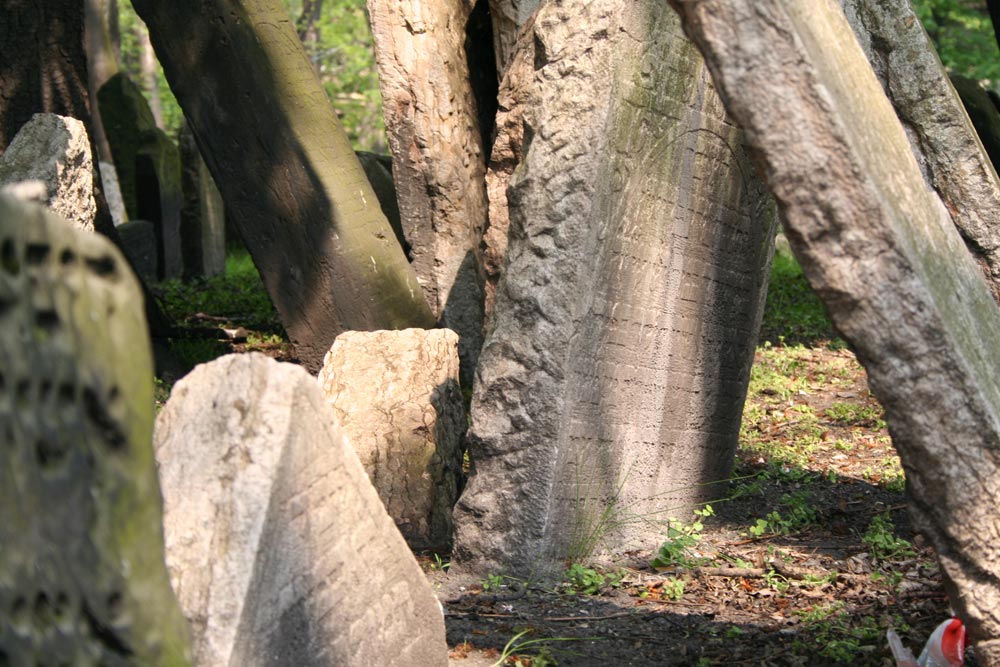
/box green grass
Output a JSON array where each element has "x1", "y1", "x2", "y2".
[{"x1": 760, "y1": 250, "x2": 837, "y2": 345}]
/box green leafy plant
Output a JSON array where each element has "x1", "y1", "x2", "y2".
[
  {"x1": 482, "y1": 573, "x2": 506, "y2": 592},
  {"x1": 662, "y1": 577, "x2": 685, "y2": 600},
  {"x1": 862, "y1": 512, "x2": 916, "y2": 562},
  {"x1": 562, "y1": 564, "x2": 624, "y2": 595},
  {"x1": 650, "y1": 505, "x2": 714, "y2": 569}
]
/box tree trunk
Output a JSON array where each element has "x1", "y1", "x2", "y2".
[
  {"x1": 0, "y1": 0, "x2": 173, "y2": 337},
  {"x1": 841, "y1": 0, "x2": 1000, "y2": 305},
  {"x1": 84, "y1": 0, "x2": 120, "y2": 163},
  {"x1": 366, "y1": 0, "x2": 489, "y2": 386},
  {"x1": 668, "y1": 0, "x2": 1000, "y2": 661},
  {"x1": 130, "y1": 0, "x2": 436, "y2": 372},
  {"x1": 488, "y1": 0, "x2": 539, "y2": 75},
  {"x1": 452, "y1": 0, "x2": 776, "y2": 576},
  {"x1": 137, "y1": 27, "x2": 164, "y2": 129}
]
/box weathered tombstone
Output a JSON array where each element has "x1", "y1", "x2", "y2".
[
  {"x1": 0, "y1": 194, "x2": 191, "y2": 665},
  {"x1": 154, "y1": 353, "x2": 449, "y2": 667},
  {"x1": 839, "y1": 0, "x2": 1000, "y2": 304},
  {"x1": 668, "y1": 0, "x2": 1000, "y2": 661},
  {"x1": 117, "y1": 219, "x2": 159, "y2": 283},
  {"x1": 179, "y1": 124, "x2": 225, "y2": 278},
  {"x1": 317, "y1": 328, "x2": 464, "y2": 550},
  {"x1": 452, "y1": 0, "x2": 776, "y2": 576},
  {"x1": 98, "y1": 73, "x2": 183, "y2": 279},
  {"x1": 0, "y1": 113, "x2": 97, "y2": 231}
]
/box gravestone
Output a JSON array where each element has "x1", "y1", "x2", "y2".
[
  {"x1": 668, "y1": 0, "x2": 1000, "y2": 660},
  {"x1": 98, "y1": 73, "x2": 183, "y2": 279},
  {"x1": 0, "y1": 113, "x2": 97, "y2": 231},
  {"x1": 154, "y1": 353, "x2": 449, "y2": 667},
  {"x1": 179, "y1": 124, "x2": 225, "y2": 278},
  {"x1": 99, "y1": 160, "x2": 128, "y2": 226},
  {"x1": 0, "y1": 194, "x2": 191, "y2": 665},
  {"x1": 117, "y1": 219, "x2": 159, "y2": 283},
  {"x1": 318, "y1": 328, "x2": 464, "y2": 550},
  {"x1": 452, "y1": 0, "x2": 775, "y2": 576}
]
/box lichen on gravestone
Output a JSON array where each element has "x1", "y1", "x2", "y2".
[{"x1": 0, "y1": 194, "x2": 191, "y2": 666}]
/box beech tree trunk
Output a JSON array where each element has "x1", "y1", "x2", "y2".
[
  {"x1": 84, "y1": 0, "x2": 120, "y2": 163},
  {"x1": 366, "y1": 0, "x2": 489, "y2": 386},
  {"x1": 669, "y1": 0, "x2": 1000, "y2": 662},
  {"x1": 131, "y1": 0, "x2": 436, "y2": 371}
]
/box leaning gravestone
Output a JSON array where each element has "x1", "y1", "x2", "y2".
[
  {"x1": 0, "y1": 194, "x2": 191, "y2": 665},
  {"x1": 318, "y1": 328, "x2": 464, "y2": 550},
  {"x1": 154, "y1": 353, "x2": 448, "y2": 667},
  {"x1": 99, "y1": 73, "x2": 183, "y2": 279},
  {"x1": 179, "y1": 124, "x2": 225, "y2": 279},
  {"x1": 669, "y1": 0, "x2": 1000, "y2": 661},
  {"x1": 452, "y1": 0, "x2": 775, "y2": 576},
  {"x1": 117, "y1": 219, "x2": 159, "y2": 283},
  {"x1": 0, "y1": 113, "x2": 97, "y2": 231}
]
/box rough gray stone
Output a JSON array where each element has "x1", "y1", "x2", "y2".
[
  {"x1": 0, "y1": 194, "x2": 191, "y2": 666},
  {"x1": 154, "y1": 353, "x2": 448, "y2": 667},
  {"x1": 453, "y1": 0, "x2": 775, "y2": 576},
  {"x1": 318, "y1": 328, "x2": 464, "y2": 550},
  {"x1": 0, "y1": 113, "x2": 97, "y2": 231},
  {"x1": 669, "y1": 0, "x2": 1000, "y2": 657},
  {"x1": 117, "y1": 219, "x2": 159, "y2": 283}
]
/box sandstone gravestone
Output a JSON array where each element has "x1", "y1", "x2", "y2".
[
  {"x1": 0, "y1": 113, "x2": 97, "y2": 231},
  {"x1": 99, "y1": 73, "x2": 183, "y2": 279},
  {"x1": 154, "y1": 353, "x2": 448, "y2": 667},
  {"x1": 453, "y1": 0, "x2": 775, "y2": 576},
  {"x1": 0, "y1": 194, "x2": 191, "y2": 665},
  {"x1": 99, "y1": 160, "x2": 129, "y2": 226},
  {"x1": 179, "y1": 124, "x2": 225, "y2": 278},
  {"x1": 318, "y1": 328, "x2": 464, "y2": 550},
  {"x1": 669, "y1": 0, "x2": 1000, "y2": 661}
]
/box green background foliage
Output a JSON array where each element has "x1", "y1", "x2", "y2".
[{"x1": 910, "y1": 0, "x2": 1000, "y2": 86}]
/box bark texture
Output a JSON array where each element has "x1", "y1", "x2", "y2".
[
  {"x1": 367, "y1": 0, "x2": 488, "y2": 386},
  {"x1": 84, "y1": 0, "x2": 120, "y2": 163},
  {"x1": 668, "y1": 0, "x2": 1000, "y2": 660},
  {"x1": 154, "y1": 354, "x2": 448, "y2": 667},
  {"x1": 0, "y1": 195, "x2": 191, "y2": 667},
  {"x1": 488, "y1": 0, "x2": 540, "y2": 75},
  {"x1": 453, "y1": 0, "x2": 776, "y2": 576},
  {"x1": 318, "y1": 329, "x2": 464, "y2": 550},
  {"x1": 131, "y1": 0, "x2": 435, "y2": 371},
  {"x1": 841, "y1": 0, "x2": 1000, "y2": 305}
]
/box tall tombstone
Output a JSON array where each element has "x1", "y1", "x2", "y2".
[
  {"x1": 452, "y1": 0, "x2": 776, "y2": 576},
  {"x1": 839, "y1": 0, "x2": 1000, "y2": 304},
  {"x1": 98, "y1": 73, "x2": 183, "y2": 280},
  {"x1": 154, "y1": 353, "x2": 449, "y2": 667},
  {"x1": 668, "y1": 0, "x2": 1000, "y2": 661},
  {"x1": 318, "y1": 328, "x2": 465, "y2": 551},
  {"x1": 0, "y1": 195, "x2": 191, "y2": 665},
  {"x1": 0, "y1": 113, "x2": 97, "y2": 232},
  {"x1": 179, "y1": 123, "x2": 225, "y2": 279}
]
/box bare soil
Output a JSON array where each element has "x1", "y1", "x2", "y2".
[{"x1": 424, "y1": 344, "x2": 968, "y2": 667}]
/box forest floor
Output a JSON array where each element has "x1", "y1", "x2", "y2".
[
  {"x1": 425, "y1": 342, "x2": 963, "y2": 666},
  {"x1": 152, "y1": 250, "x2": 966, "y2": 666}
]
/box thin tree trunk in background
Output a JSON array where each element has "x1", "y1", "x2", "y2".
[
  {"x1": 367, "y1": 0, "x2": 489, "y2": 386},
  {"x1": 131, "y1": 0, "x2": 436, "y2": 372},
  {"x1": 138, "y1": 26, "x2": 164, "y2": 129},
  {"x1": 84, "y1": 0, "x2": 120, "y2": 162},
  {"x1": 668, "y1": 0, "x2": 1000, "y2": 662},
  {"x1": 296, "y1": 0, "x2": 323, "y2": 45}
]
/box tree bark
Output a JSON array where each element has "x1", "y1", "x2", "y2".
[
  {"x1": 84, "y1": 0, "x2": 120, "y2": 162},
  {"x1": 137, "y1": 27, "x2": 164, "y2": 129},
  {"x1": 668, "y1": 0, "x2": 1000, "y2": 660},
  {"x1": 130, "y1": 0, "x2": 436, "y2": 371},
  {"x1": 453, "y1": 0, "x2": 775, "y2": 576},
  {"x1": 367, "y1": 0, "x2": 490, "y2": 386},
  {"x1": 488, "y1": 0, "x2": 539, "y2": 75},
  {"x1": 841, "y1": 0, "x2": 1000, "y2": 305}
]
